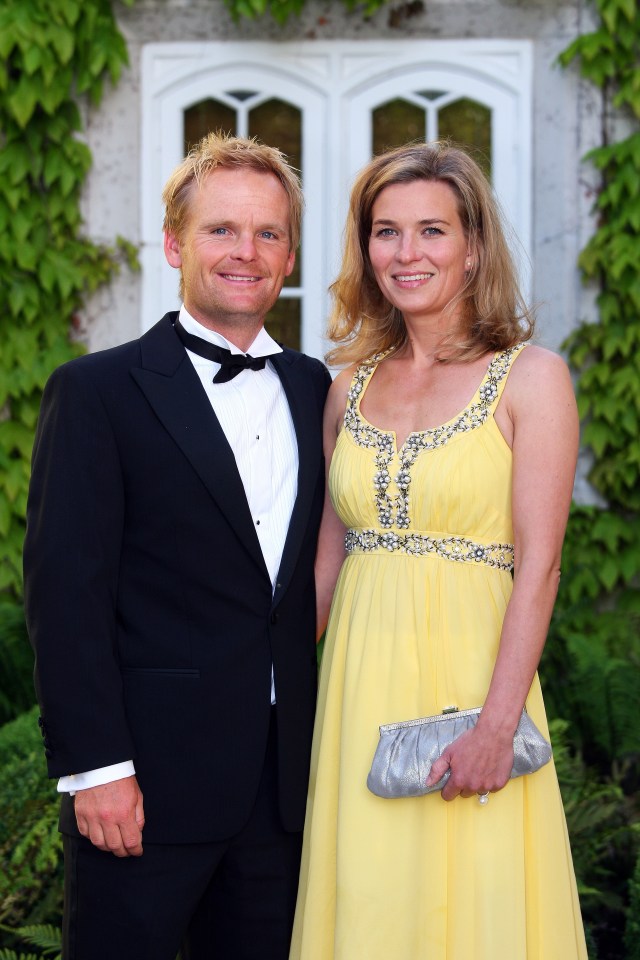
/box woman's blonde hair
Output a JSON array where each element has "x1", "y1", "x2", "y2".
[
  {"x1": 327, "y1": 140, "x2": 533, "y2": 366},
  {"x1": 162, "y1": 131, "x2": 303, "y2": 251}
]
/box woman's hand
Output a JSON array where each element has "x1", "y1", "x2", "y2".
[{"x1": 425, "y1": 725, "x2": 514, "y2": 801}]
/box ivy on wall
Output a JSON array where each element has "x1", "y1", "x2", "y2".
[
  {"x1": 223, "y1": 0, "x2": 389, "y2": 25},
  {"x1": 0, "y1": 0, "x2": 136, "y2": 598},
  {"x1": 560, "y1": 0, "x2": 640, "y2": 510},
  {"x1": 540, "y1": 0, "x2": 640, "y2": 951},
  {"x1": 548, "y1": 0, "x2": 640, "y2": 714}
]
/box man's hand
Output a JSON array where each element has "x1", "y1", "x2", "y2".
[{"x1": 74, "y1": 775, "x2": 145, "y2": 857}]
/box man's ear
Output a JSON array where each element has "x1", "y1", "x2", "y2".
[
  {"x1": 164, "y1": 231, "x2": 182, "y2": 269},
  {"x1": 285, "y1": 249, "x2": 296, "y2": 278}
]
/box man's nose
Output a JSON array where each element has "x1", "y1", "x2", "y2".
[{"x1": 231, "y1": 233, "x2": 258, "y2": 260}]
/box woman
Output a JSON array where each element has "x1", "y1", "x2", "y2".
[{"x1": 290, "y1": 142, "x2": 587, "y2": 959}]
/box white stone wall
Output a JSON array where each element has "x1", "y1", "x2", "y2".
[{"x1": 81, "y1": 0, "x2": 603, "y2": 361}]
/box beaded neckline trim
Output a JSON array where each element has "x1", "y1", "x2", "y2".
[{"x1": 344, "y1": 344, "x2": 525, "y2": 530}]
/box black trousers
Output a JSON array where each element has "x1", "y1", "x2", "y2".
[{"x1": 62, "y1": 710, "x2": 302, "y2": 960}]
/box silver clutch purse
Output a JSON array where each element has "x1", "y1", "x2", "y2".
[{"x1": 367, "y1": 705, "x2": 552, "y2": 799}]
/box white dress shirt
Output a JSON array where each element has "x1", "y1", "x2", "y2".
[{"x1": 58, "y1": 306, "x2": 298, "y2": 793}]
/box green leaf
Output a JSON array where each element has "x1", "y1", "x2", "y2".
[
  {"x1": 37, "y1": 257, "x2": 56, "y2": 295},
  {"x1": 600, "y1": 2, "x2": 618, "y2": 34},
  {"x1": 10, "y1": 209, "x2": 32, "y2": 245},
  {"x1": 619, "y1": 0, "x2": 637, "y2": 21},
  {"x1": 14, "y1": 245, "x2": 38, "y2": 278},
  {"x1": 41, "y1": 251, "x2": 83, "y2": 299},
  {"x1": 0, "y1": 12, "x2": 17, "y2": 58},
  {"x1": 7, "y1": 75, "x2": 38, "y2": 128},
  {"x1": 598, "y1": 555, "x2": 620, "y2": 591},
  {"x1": 23, "y1": 43, "x2": 43, "y2": 75},
  {"x1": 583, "y1": 420, "x2": 610, "y2": 457},
  {"x1": 7, "y1": 282, "x2": 27, "y2": 318},
  {"x1": 48, "y1": 23, "x2": 75, "y2": 64},
  {"x1": 0, "y1": 493, "x2": 11, "y2": 537},
  {"x1": 57, "y1": 0, "x2": 82, "y2": 27}
]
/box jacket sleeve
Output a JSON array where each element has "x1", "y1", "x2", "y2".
[{"x1": 24, "y1": 360, "x2": 136, "y2": 778}]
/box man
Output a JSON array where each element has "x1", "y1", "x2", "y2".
[{"x1": 24, "y1": 133, "x2": 331, "y2": 960}]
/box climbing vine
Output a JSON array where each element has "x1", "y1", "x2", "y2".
[
  {"x1": 540, "y1": 0, "x2": 640, "y2": 952},
  {"x1": 0, "y1": 0, "x2": 137, "y2": 599},
  {"x1": 223, "y1": 0, "x2": 390, "y2": 25},
  {"x1": 560, "y1": 0, "x2": 640, "y2": 511},
  {"x1": 549, "y1": 0, "x2": 640, "y2": 704}
]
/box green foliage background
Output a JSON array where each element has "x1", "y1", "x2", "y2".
[
  {"x1": 0, "y1": 0, "x2": 135, "y2": 954},
  {"x1": 540, "y1": 1, "x2": 640, "y2": 954},
  {"x1": 0, "y1": 0, "x2": 137, "y2": 600},
  {"x1": 0, "y1": 0, "x2": 638, "y2": 957}
]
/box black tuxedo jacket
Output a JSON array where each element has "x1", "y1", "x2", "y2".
[{"x1": 24, "y1": 313, "x2": 331, "y2": 844}]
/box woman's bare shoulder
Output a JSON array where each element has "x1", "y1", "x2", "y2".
[
  {"x1": 505, "y1": 343, "x2": 575, "y2": 410},
  {"x1": 323, "y1": 365, "x2": 357, "y2": 432}
]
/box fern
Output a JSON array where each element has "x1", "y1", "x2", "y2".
[
  {"x1": 566, "y1": 629, "x2": 640, "y2": 761},
  {"x1": 624, "y1": 848, "x2": 640, "y2": 959},
  {"x1": 0, "y1": 708, "x2": 62, "y2": 929},
  {"x1": 550, "y1": 719, "x2": 638, "y2": 954},
  {"x1": 0, "y1": 951, "x2": 41, "y2": 960},
  {"x1": 543, "y1": 506, "x2": 640, "y2": 768},
  {"x1": 0, "y1": 923, "x2": 61, "y2": 958},
  {"x1": 5, "y1": 925, "x2": 60, "y2": 958}
]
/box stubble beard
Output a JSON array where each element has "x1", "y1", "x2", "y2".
[{"x1": 188, "y1": 286, "x2": 281, "y2": 339}]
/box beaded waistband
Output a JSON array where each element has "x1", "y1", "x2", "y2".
[{"x1": 344, "y1": 528, "x2": 514, "y2": 571}]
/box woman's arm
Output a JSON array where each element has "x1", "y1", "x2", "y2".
[
  {"x1": 428, "y1": 346, "x2": 579, "y2": 799},
  {"x1": 314, "y1": 369, "x2": 352, "y2": 639}
]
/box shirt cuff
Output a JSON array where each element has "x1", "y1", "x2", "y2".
[{"x1": 57, "y1": 761, "x2": 136, "y2": 795}]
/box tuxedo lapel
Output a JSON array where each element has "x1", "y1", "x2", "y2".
[
  {"x1": 130, "y1": 315, "x2": 269, "y2": 580},
  {"x1": 270, "y1": 350, "x2": 323, "y2": 602}
]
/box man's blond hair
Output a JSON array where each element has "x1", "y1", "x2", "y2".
[{"x1": 162, "y1": 131, "x2": 303, "y2": 251}]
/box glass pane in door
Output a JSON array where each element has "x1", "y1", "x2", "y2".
[
  {"x1": 250, "y1": 98, "x2": 302, "y2": 344},
  {"x1": 438, "y1": 98, "x2": 492, "y2": 177},
  {"x1": 265, "y1": 297, "x2": 301, "y2": 350},
  {"x1": 249, "y1": 99, "x2": 302, "y2": 175},
  {"x1": 372, "y1": 99, "x2": 426, "y2": 155},
  {"x1": 249, "y1": 98, "x2": 302, "y2": 287},
  {"x1": 183, "y1": 99, "x2": 237, "y2": 152}
]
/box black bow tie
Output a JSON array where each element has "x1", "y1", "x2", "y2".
[{"x1": 174, "y1": 319, "x2": 268, "y2": 384}]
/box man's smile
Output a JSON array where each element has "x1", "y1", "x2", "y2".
[{"x1": 220, "y1": 273, "x2": 262, "y2": 282}]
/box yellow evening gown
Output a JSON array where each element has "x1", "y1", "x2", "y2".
[{"x1": 290, "y1": 345, "x2": 587, "y2": 960}]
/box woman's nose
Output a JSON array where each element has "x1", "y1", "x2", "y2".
[{"x1": 396, "y1": 235, "x2": 420, "y2": 263}]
